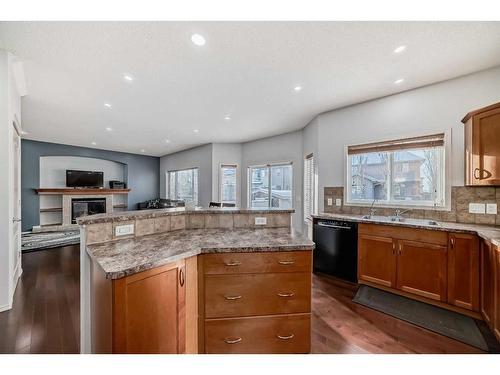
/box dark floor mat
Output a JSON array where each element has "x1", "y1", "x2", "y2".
[{"x1": 353, "y1": 285, "x2": 490, "y2": 352}]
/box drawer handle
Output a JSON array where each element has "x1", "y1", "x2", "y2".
[
  {"x1": 278, "y1": 260, "x2": 295, "y2": 265},
  {"x1": 224, "y1": 337, "x2": 242, "y2": 344},
  {"x1": 224, "y1": 261, "x2": 241, "y2": 266},
  {"x1": 277, "y1": 334, "x2": 295, "y2": 340},
  {"x1": 224, "y1": 295, "x2": 242, "y2": 300},
  {"x1": 277, "y1": 292, "x2": 295, "y2": 298}
]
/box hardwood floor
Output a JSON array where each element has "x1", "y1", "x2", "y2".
[
  {"x1": 0, "y1": 245, "x2": 80, "y2": 354},
  {"x1": 0, "y1": 245, "x2": 485, "y2": 354},
  {"x1": 312, "y1": 273, "x2": 484, "y2": 354}
]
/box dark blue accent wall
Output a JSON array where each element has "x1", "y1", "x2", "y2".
[{"x1": 21, "y1": 139, "x2": 160, "y2": 231}]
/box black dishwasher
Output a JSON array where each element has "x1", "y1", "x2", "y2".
[{"x1": 313, "y1": 219, "x2": 358, "y2": 282}]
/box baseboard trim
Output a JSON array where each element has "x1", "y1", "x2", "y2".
[{"x1": 0, "y1": 263, "x2": 24, "y2": 313}]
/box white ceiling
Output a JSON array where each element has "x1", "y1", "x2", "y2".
[{"x1": 1, "y1": 21, "x2": 500, "y2": 157}]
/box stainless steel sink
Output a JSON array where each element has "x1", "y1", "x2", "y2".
[{"x1": 360, "y1": 215, "x2": 440, "y2": 227}]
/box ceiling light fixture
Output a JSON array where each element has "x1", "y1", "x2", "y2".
[
  {"x1": 20, "y1": 130, "x2": 28, "y2": 135},
  {"x1": 91, "y1": 141, "x2": 97, "y2": 146},
  {"x1": 140, "y1": 149, "x2": 145, "y2": 153},
  {"x1": 224, "y1": 115, "x2": 231, "y2": 121},
  {"x1": 193, "y1": 129, "x2": 199, "y2": 133},
  {"x1": 393, "y1": 45, "x2": 407, "y2": 54},
  {"x1": 191, "y1": 34, "x2": 206, "y2": 46},
  {"x1": 293, "y1": 85, "x2": 302, "y2": 92},
  {"x1": 394, "y1": 78, "x2": 405, "y2": 84},
  {"x1": 165, "y1": 139, "x2": 171, "y2": 143},
  {"x1": 123, "y1": 74, "x2": 134, "y2": 82},
  {"x1": 105, "y1": 127, "x2": 113, "y2": 132},
  {"x1": 104, "y1": 103, "x2": 112, "y2": 108}
]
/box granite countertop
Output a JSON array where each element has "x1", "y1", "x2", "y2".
[
  {"x1": 312, "y1": 213, "x2": 500, "y2": 246},
  {"x1": 87, "y1": 227, "x2": 314, "y2": 279},
  {"x1": 77, "y1": 207, "x2": 294, "y2": 225}
]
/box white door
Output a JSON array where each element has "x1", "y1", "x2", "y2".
[{"x1": 11, "y1": 123, "x2": 21, "y2": 276}]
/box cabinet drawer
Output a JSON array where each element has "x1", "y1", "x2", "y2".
[
  {"x1": 205, "y1": 272, "x2": 311, "y2": 318},
  {"x1": 202, "y1": 251, "x2": 312, "y2": 275},
  {"x1": 204, "y1": 313, "x2": 311, "y2": 354},
  {"x1": 359, "y1": 223, "x2": 448, "y2": 246}
]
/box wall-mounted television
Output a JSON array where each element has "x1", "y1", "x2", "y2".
[{"x1": 66, "y1": 170, "x2": 104, "y2": 188}]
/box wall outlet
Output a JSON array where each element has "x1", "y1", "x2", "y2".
[
  {"x1": 335, "y1": 198, "x2": 342, "y2": 206},
  {"x1": 115, "y1": 223, "x2": 134, "y2": 236},
  {"x1": 327, "y1": 198, "x2": 333, "y2": 206},
  {"x1": 469, "y1": 203, "x2": 486, "y2": 214},
  {"x1": 255, "y1": 217, "x2": 267, "y2": 225},
  {"x1": 486, "y1": 203, "x2": 498, "y2": 215}
]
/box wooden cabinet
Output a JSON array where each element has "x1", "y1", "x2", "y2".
[
  {"x1": 91, "y1": 257, "x2": 198, "y2": 354},
  {"x1": 358, "y1": 224, "x2": 481, "y2": 316},
  {"x1": 463, "y1": 101, "x2": 500, "y2": 186},
  {"x1": 447, "y1": 233, "x2": 479, "y2": 311},
  {"x1": 481, "y1": 240, "x2": 495, "y2": 327},
  {"x1": 358, "y1": 234, "x2": 396, "y2": 288},
  {"x1": 396, "y1": 240, "x2": 447, "y2": 302},
  {"x1": 494, "y1": 244, "x2": 500, "y2": 341},
  {"x1": 112, "y1": 260, "x2": 186, "y2": 354},
  {"x1": 199, "y1": 251, "x2": 312, "y2": 354}
]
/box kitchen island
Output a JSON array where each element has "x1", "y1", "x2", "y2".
[{"x1": 78, "y1": 208, "x2": 314, "y2": 354}]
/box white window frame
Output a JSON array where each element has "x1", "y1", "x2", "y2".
[
  {"x1": 303, "y1": 153, "x2": 317, "y2": 223},
  {"x1": 247, "y1": 162, "x2": 294, "y2": 209},
  {"x1": 219, "y1": 163, "x2": 238, "y2": 205},
  {"x1": 344, "y1": 130, "x2": 451, "y2": 210},
  {"x1": 167, "y1": 167, "x2": 199, "y2": 205}
]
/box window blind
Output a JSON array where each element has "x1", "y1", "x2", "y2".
[
  {"x1": 347, "y1": 133, "x2": 445, "y2": 155},
  {"x1": 303, "y1": 153, "x2": 314, "y2": 222}
]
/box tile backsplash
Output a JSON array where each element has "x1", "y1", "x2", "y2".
[{"x1": 323, "y1": 186, "x2": 500, "y2": 226}]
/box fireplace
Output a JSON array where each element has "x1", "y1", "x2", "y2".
[{"x1": 71, "y1": 198, "x2": 106, "y2": 224}]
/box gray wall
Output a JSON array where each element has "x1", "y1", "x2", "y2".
[
  {"x1": 159, "y1": 144, "x2": 213, "y2": 207},
  {"x1": 21, "y1": 139, "x2": 160, "y2": 231},
  {"x1": 310, "y1": 66, "x2": 500, "y2": 212}
]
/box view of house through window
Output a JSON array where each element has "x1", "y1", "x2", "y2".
[
  {"x1": 249, "y1": 163, "x2": 293, "y2": 209},
  {"x1": 347, "y1": 133, "x2": 445, "y2": 207},
  {"x1": 167, "y1": 168, "x2": 199, "y2": 205},
  {"x1": 220, "y1": 164, "x2": 237, "y2": 204}
]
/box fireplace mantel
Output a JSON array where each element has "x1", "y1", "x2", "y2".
[{"x1": 35, "y1": 188, "x2": 130, "y2": 195}]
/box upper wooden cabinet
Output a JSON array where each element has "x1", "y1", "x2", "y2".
[{"x1": 462, "y1": 101, "x2": 500, "y2": 186}]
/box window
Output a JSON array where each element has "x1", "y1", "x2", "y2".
[
  {"x1": 303, "y1": 154, "x2": 316, "y2": 223},
  {"x1": 346, "y1": 133, "x2": 445, "y2": 207},
  {"x1": 167, "y1": 168, "x2": 199, "y2": 205},
  {"x1": 220, "y1": 164, "x2": 237, "y2": 205},
  {"x1": 249, "y1": 163, "x2": 293, "y2": 209}
]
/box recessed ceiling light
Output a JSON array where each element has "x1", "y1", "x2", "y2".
[
  {"x1": 394, "y1": 78, "x2": 405, "y2": 84},
  {"x1": 294, "y1": 85, "x2": 302, "y2": 92},
  {"x1": 91, "y1": 141, "x2": 97, "y2": 146},
  {"x1": 123, "y1": 74, "x2": 134, "y2": 82},
  {"x1": 193, "y1": 129, "x2": 200, "y2": 133},
  {"x1": 20, "y1": 130, "x2": 28, "y2": 135},
  {"x1": 104, "y1": 103, "x2": 112, "y2": 108},
  {"x1": 393, "y1": 45, "x2": 407, "y2": 54},
  {"x1": 165, "y1": 139, "x2": 171, "y2": 143},
  {"x1": 105, "y1": 127, "x2": 113, "y2": 132},
  {"x1": 191, "y1": 34, "x2": 206, "y2": 46},
  {"x1": 224, "y1": 115, "x2": 231, "y2": 121},
  {"x1": 140, "y1": 149, "x2": 145, "y2": 153}
]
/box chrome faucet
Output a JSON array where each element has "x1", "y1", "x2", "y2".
[
  {"x1": 369, "y1": 198, "x2": 377, "y2": 218},
  {"x1": 394, "y1": 208, "x2": 411, "y2": 220}
]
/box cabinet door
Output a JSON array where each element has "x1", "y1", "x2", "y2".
[
  {"x1": 447, "y1": 233, "x2": 479, "y2": 311},
  {"x1": 358, "y1": 234, "x2": 396, "y2": 288},
  {"x1": 471, "y1": 107, "x2": 500, "y2": 185},
  {"x1": 396, "y1": 240, "x2": 447, "y2": 301},
  {"x1": 493, "y1": 245, "x2": 500, "y2": 340},
  {"x1": 112, "y1": 260, "x2": 186, "y2": 354},
  {"x1": 481, "y1": 241, "x2": 495, "y2": 327}
]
